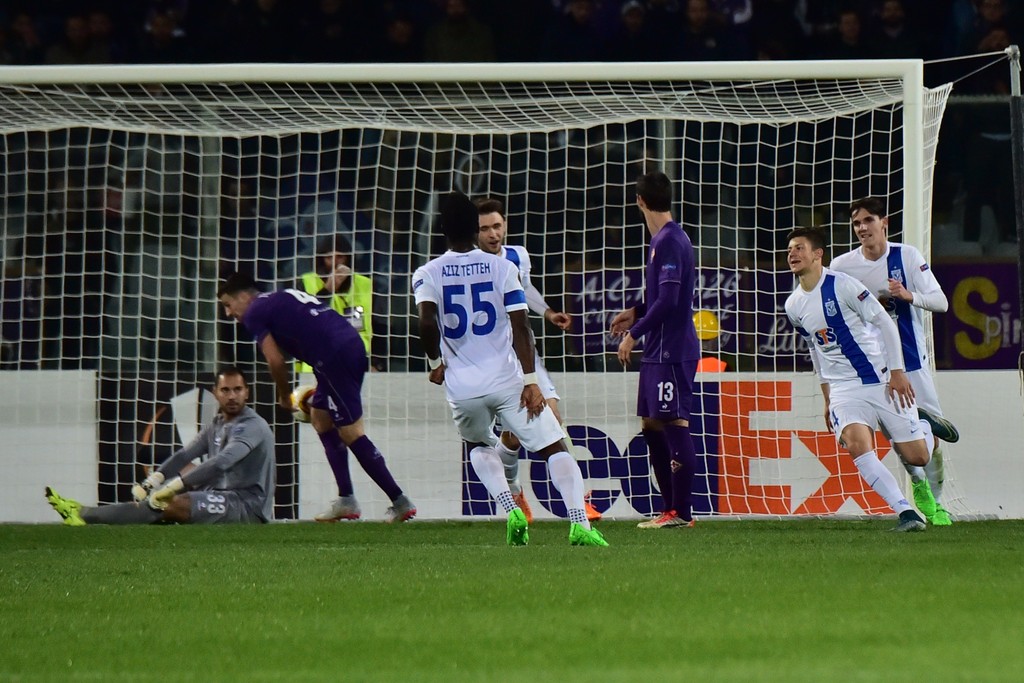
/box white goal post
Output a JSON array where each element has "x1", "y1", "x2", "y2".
[{"x1": 0, "y1": 60, "x2": 963, "y2": 521}]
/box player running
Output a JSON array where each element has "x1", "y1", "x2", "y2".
[
  {"x1": 830, "y1": 196, "x2": 959, "y2": 525},
  {"x1": 415, "y1": 192, "x2": 607, "y2": 547},
  {"x1": 476, "y1": 197, "x2": 600, "y2": 524},
  {"x1": 784, "y1": 226, "x2": 931, "y2": 532}
]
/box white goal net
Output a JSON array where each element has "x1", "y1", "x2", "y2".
[{"x1": 0, "y1": 62, "x2": 967, "y2": 521}]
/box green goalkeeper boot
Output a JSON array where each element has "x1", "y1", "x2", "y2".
[
  {"x1": 506, "y1": 508, "x2": 529, "y2": 546},
  {"x1": 44, "y1": 487, "x2": 86, "y2": 526},
  {"x1": 569, "y1": 523, "x2": 609, "y2": 547},
  {"x1": 911, "y1": 480, "x2": 937, "y2": 520}
]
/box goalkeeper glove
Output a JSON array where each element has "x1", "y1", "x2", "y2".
[
  {"x1": 148, "y1": 476, "x2": 185, "y2": 511},
  {"x1": 131, "y1": 471, "x2": 165, "y2": 502}
]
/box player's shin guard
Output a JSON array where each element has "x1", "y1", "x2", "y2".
[
  {"x1": 495, "y1": 440, "x2": 522, "y2": 495},
  {"x1": 82, "y1": 502, "x2": 164, "y2": 525},
  {"x1": 664, "y1": 424, "x2": 697, "y2": 522},
  {"x1": 318, "y1": 429, "x2": 354, "y2": 497},
  {"x1": 547, "y1": 451, "x2": 589, "y2": 530},
  {"x1": 641, "y1": 428, "x2": 673, "y2": 512},
  {"x1": 350, "y1": 435, "x2": 402, "y2": 501},
  {"x1": 853, "y1": 451, "x2": 912, "y2": 514},
  {"x1": 470, "y1": 446, "x2": 517, "y2": 512}
]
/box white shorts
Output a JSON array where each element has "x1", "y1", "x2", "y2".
[
  {"x1": 450, "y1": 385, "x2": 565, "y2": 452},
  {"x1": 533, "y1": 351, "x2": 560, "y2": 402},
  {"x1": 907, "y1": 368, "x2": 943, "y2": 416},
  {"x1": 829, "y1": 382, "x2": 922, "y2": 444}
]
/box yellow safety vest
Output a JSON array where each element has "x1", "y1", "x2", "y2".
[{"x1": 295, "y1": 270, "x2": 373, "y2": 373}]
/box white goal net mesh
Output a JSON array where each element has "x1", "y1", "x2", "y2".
[{"x1": 0, "y1": 64, "x2": 966, "y2": 520}]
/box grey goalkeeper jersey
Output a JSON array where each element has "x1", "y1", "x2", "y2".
[{"x1": 157, "y1": 407, "x2": 276, "y2": 521}]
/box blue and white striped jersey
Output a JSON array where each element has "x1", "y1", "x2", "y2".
[
  {"x1": 785, "y1": 268, "x2": 892, "y2": 386},
  {"x1": 829, "y1": 242, "x2": 941, "y2": 373}
]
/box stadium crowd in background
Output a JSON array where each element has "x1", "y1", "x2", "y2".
[{"x1": 0, "y1": 0, "x2": 1019, "y2": 90}]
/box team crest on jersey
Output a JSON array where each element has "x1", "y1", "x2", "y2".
[
  {"x1": 825, "y1": 299, "x2": 837, "y2": 317},
  {"x1": 889, "y1": 268, "x2": 903, "y2": 283}
]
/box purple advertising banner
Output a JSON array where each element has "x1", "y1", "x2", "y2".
[
  {"x1": 932, "y1": 262, "x2": 1022, "y2": 370},
  {"x1": 745, "y1": 269, "x2": 812, "y2": 372},
  {"x1": 565, "y1": 266, "x2": 814, "y2": 371},
  {"x1": 565, "y1": 267, "x2": 742, "y2": 359}
]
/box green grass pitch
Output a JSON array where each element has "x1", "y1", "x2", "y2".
[{"x1": 2, "y1": 519, "x2": 1022, "y2": 682}]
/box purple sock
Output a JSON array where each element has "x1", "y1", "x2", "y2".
[
  {"x1": 318, "y1": 429, "x2": 354, "y2": 497},
  {"x1": 664, "y1": 424, "x2": 697, "y2": 522},
  {"x1": 350, "y1": 435, "x2": 402, "y2": 501},
  {"x1": 642, "y1": 428, "x2": 672, "y2": 512}
]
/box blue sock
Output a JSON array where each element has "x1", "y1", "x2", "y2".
[
  {"x1": 319, "y1": 429, "x2": 354, "y2": 497},
  {"x1": 350, "y1": 435, "x2": 402, "y2": 501},
  {"x1": 664, "y1": 424, "x2": 697, "y2": 522}
]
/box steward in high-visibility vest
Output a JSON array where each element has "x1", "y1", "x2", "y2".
[{"x1": 296, "y1": 236, "x2": 373, "y2": 374}]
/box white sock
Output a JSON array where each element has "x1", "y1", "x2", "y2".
[
  {"x1": 547, "y1": 451, "x2": 589, "y2": 530},
  {"x1": 495, "y1": 440, "x2": 522, "y2": 495},
  {"x1": 854, "y1": 451, "x2": 912, "y2": 514},
  {"x1": 470, "y1": 446, "x2": 516, "y2": 512}
]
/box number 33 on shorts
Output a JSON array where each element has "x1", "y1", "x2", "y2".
[{"x1": 198, "y1": 492, "x2": 227, "y2": 515}]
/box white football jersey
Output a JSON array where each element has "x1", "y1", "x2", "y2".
[
  {"x1": 785, "y1": 268, "x2": 891, "y2": 386},
  {"x1": 830, "y1": 242, "x2": 941, "y2": 372},
  {"x1": 413, "y1": 249, "x2": 528, "y2": 401}
]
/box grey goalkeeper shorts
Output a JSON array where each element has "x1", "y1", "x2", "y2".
[{"x1": 187, "y1": 490, "x2": 266, "y2": 524}]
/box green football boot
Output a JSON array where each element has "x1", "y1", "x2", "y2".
[
  {"x1": 911, "y1": 480, "x2": 937, "y2": 520},
  {"x1": 931, "y1": 505, "x2": 953, "y2": 526},
  {"x1": 569, "y1": 523, "x2": 609, "y2": 547},
  {"x1": 506, "y1": 508, "x2": 529, "y2": 546},
  {"x1": 44, "y1": 487, "x2": 86, "y2": 527}
]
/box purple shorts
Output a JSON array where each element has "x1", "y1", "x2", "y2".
[
  {"x1": 636, "y1": 360, "x2": 697, "y2": 421},
  {"x1": 308, "y1": 335, "x2": 369, "y2": 426}
]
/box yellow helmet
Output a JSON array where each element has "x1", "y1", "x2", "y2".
[{"x1": 693, "y1": 309, "x2": 720, "y2": 341}]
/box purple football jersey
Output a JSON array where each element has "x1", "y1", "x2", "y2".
[
  {"x1": 242, "y1": 288, "x2": 364, "y2": 366},
  {"x1": 635, "y1": 221, "x2": 700, "y2": 363}
]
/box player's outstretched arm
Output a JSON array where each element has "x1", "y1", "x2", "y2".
[{"x1": 260, "y1": 333, "x2": 293, "y2": 411}]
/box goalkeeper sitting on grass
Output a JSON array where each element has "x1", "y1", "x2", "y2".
[{"x1": 46, "y1": 367, "x2": 275, "y2": 526}]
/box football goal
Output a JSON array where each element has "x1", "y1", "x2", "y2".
[{"x1": 0, "y1": 61, "x2": 965, "y2": 520}]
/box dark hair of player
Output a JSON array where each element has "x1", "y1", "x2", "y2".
[
  {"x1": 217, "y1": 272, "x2": 259, "y2": 298},
  {"x1": 474, "y1": 197, "x2": 505, "y2": 217},
  {"x1": 848, "y1": 196, "x2": 887, "y2": 219},
  {"x1": 440, "y1": 192, "x2": 479, "y2": 246},
  {"x1": 636, "y1": 170, "x2": 673, "y2": 212},
  {"x1": 215, "y1": 366, "x2": 248, "y2": 387},
  {"x1": 787, "y1": 225, "x2": 828, "y2": 253}
]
